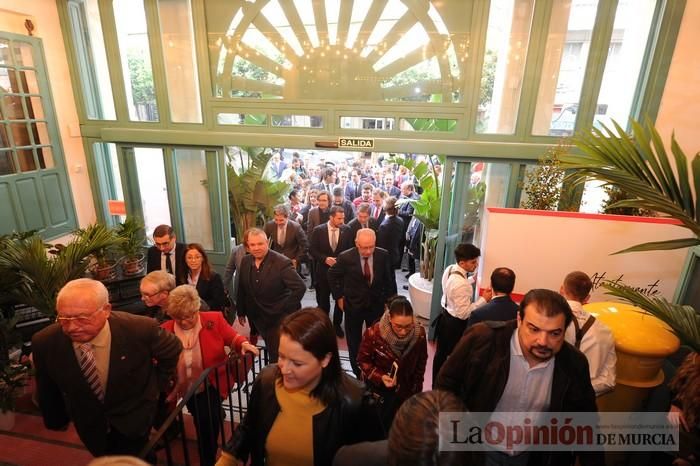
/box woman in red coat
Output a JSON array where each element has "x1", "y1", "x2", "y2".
[
  {"x1": 357, "y1": 295, "x2": 428, "y2": 433},
  {"x1": 162, "y1": 285, "x2": 259, "y2": 466}
]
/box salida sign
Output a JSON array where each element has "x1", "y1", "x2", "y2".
[{"x1": 338, "y1": 137, "x2": 374, "y2": 149}]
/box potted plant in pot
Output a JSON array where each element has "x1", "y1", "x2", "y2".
[
  {"x1": 74, "y1": 223, "x2": 123, "y2": 281},
  {"x1": 226, "y1": 146, "x2": 291, "y2": 238},
  {"x1": 388, "y1": 154, "x2": 444, "y2": 319},
  {"x1": 116, "y1": 216, "x2": 146, "y2": 276}
]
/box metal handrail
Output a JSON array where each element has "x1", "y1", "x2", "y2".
[{"x1": 139, "y1": 346, "x2": 269, "y2": 463}]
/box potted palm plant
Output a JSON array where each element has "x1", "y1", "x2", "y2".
[
  {"x1": 562, "y1": 118, "x2": 700, "y2": 351},
  {"x1": 0, "y1": 227, "x2": 122, "y2": 316},
  {"x1": 74, "y1": 223, "x2": 122, "y2": 281},
  {"x1": 226, "y1": 146, "x2": 291, "y2": 238},
  {"x1": 116, "y1": 216, "x2": 146, "y2": 276}
]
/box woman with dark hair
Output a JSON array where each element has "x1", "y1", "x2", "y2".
[
  {"x1": 357, "y1": 295, "x2": 428, "y2": 432},
  {"x1": 184, "y1": 243, "x2": 228, "y2": 310},
  {"x1": 668, "y1": 352, "x2": 700, "y2": 466},
  {"x1": 216, "y1": 308, "x2": 379, "y2": 466}
]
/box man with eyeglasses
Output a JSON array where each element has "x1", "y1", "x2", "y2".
[
  {"x1": 32, "y1": 278, "x2": 182, "y2": 458},
  {"x1": 146, "y1": 224, "x2": 187, "y2": 285}
]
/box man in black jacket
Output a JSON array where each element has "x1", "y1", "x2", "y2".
[
  {"x1": 146, "y1": 224, "x2": 187, "y2": 285},
  {"x1": 436, "y1": 289, "x2": 603, "y2": 466},
  {"x1": 310, "y1": 206, "x2": 353, "y2": 337},
  {"x1": 236, "y1": 228, "x2": 306, "y2": 362}
]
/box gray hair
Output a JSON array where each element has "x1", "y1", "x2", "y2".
[
  {"x1": 57, "y1": 278, "x2": 109, "y2": 308},
  {"x1": 141, "y1": 270, "x2": 176, "y2": 293},
  {"x1": 166, "y1": 285, "x2": 201, "y2": 320}
]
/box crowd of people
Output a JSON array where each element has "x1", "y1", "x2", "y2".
[{"x1": 27, "y1": 151, "x2": 698, "y2": 466}]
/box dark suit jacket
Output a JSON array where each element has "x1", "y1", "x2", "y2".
[
  {"x1": 306, "y1": 207, "x2": 330, "y2": 235},
  {"x1": 347, "y1": 217, "x2": 379, "y2": 241},
  {"x1": 333, "y1": 199, "x2": 356, "y2": 222},
  {"x1": 376, "y1": 215, "x2": 404, "y2": 269},
  {"x1": 328, "y1": 247, "x2": 397, "y2": 313},
  {"x1": 32, "y1": 312, "x2": 182, "y2": 456},
  {"x1": 383, "y1": 185, "x2": 401, "y2": 197},
  {"x1": 310, "y1": 223, "x2": 353, "y2": 283},
  {"x1": 236, "y1": 249, "x2": 306, "y2": 332},
  {"x1": 345, "y1": 182, "x2": 362, "y2": 202},
  {"x1": 147, "y1": 242, "x2": 187, "y2": 285},
  {"x1": 371, "y1": 206, "x2": 385, "y2": 224},
  {"x1": 263, "y1": 219, "x2": 308, "y2": 262},
  {"x1": 195, "y1": 271, "x2": 228, "y2": 310},
  {"x1": 467, "y1": 295, "x2": 519, "y2": 328}
]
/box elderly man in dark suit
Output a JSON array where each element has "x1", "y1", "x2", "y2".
[
  {"x1": 146, "y1": 224, "x2": 187, "y2": 285},
  {"x1": 32, "y1": 278, "x2": 182, "y2": 458},
  {"x1": 263, "y1": 204, "x2": 309, "y2": 270},
  {"x1": 310, "y1": 205, "x2": 353, "y2": 337},
  {"x1": 236, "y1": 228, "x2": 306, "y2": 362},
  {"x1": 467, "y1": 267, "x2": 519, "y2": 328},
  {"x1": 329, "y1": 228, "x2": 397, "y2": 377}
]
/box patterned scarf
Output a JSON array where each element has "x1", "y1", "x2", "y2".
[{"x1": 378, "y1": 311, "x2": 419, "y2": 357}]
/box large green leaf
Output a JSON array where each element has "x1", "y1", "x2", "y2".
[
  {"x1": 563, "y1": 118, "x2": 700, "y2": 249},
  {"x1": 612, "y1": 238, "x2": 700, "y2": 254}
]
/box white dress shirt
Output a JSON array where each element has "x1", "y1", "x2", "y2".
[
  {"x1": 564, "y1": 300, "x2": 617, "y2": 396},
  {"x1": 440, "y1": 264, "x2": 486, "y2": 320},
  {"x1": 494, "y1": 328, "x2": 554, "y2": 414},
  {"x1": 161, "y1": 244, "x2": 177, "y2": 276}
]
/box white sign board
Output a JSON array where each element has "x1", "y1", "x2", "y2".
[{"x1": 478, "y1": 208, "x2": 689, "y2": 302}]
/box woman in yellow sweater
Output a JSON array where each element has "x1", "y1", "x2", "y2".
[{"x1": 216, "y1": 308, "x2": 380, "y2": 466}]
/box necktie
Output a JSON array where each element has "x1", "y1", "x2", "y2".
[
  {"x1": 278, "y1": 226, "x2": 286, "y2": 247},
  {"x1": 362, "y1": 223, "x2": 367, "y2": 229},
  {"x1": 164, "y1": 252, "x2": 173, "y2": 273},
  {"x1": 79, "y1": 343, "x2": 104, "y2": 402},
  {"x1": 331, "y1": 228, "x2": 338, "y2": 251},
  {"x1": 363, "y1": 257, "x2": 371, "y2": 285}
]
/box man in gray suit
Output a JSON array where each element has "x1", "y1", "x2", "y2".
[
  {"x1": 263, "y1": 204, "x2": 309, "y2": 270},
  {"x1": 236, "y1": 228, "x2": 306, "y2": 362}
]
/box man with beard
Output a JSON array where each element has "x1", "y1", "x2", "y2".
[{"x1": 435, "y1": 289, "x2": 601, "y2": 466}]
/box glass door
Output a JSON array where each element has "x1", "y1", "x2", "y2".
[{"x1": 116, "y1": 144, "x2": 229, "y2": 267}]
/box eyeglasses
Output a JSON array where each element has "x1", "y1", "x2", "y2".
[
  {"x1": 57, "y1": 309, "x2": 102, "y2": 325},
  {"x1": 141, "y1": 290, "x2": 163, "y2": 298},
  {"x1": 186, "y1": 255, "x2": 203, "y2": 261}
]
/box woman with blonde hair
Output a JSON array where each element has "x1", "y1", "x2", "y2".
[{"x1": 162, "y1": 285, "x2": 259, "y2": 466}]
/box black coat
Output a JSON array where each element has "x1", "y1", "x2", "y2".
[
  {"x1": 376, "y1": 215, "x2": 404, "y2": 269},
  {"x1": 226, "y1": 365, "x2": 382, "y2": 466},
  {"x1": 263, "y1": 219, "x2": 309, "y2": 262},
  {"x1": 236, "y1": 249, "x2": 306, "y2": 333},
  {"x1": 194, "y1": 271, "x2": 228, "y2": 310},
  {"x1": 146, "y1": 242, "x2": 187, "y2": 285},
  {"x1": 467, "y1": 295, "x2": 519, "y2": 328},
  {"x1": 346, "y1": 217, "x2": 379, "y2": 242},
  {"x1": 310, "y1": 223, "x2": 354, "y2": 282},
  {"x1": 32, "y1": 312, "x2": 182, "y2": 456},
  {"x1": 328, "y1": 247, "x2": 397, "y2": 313}
]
